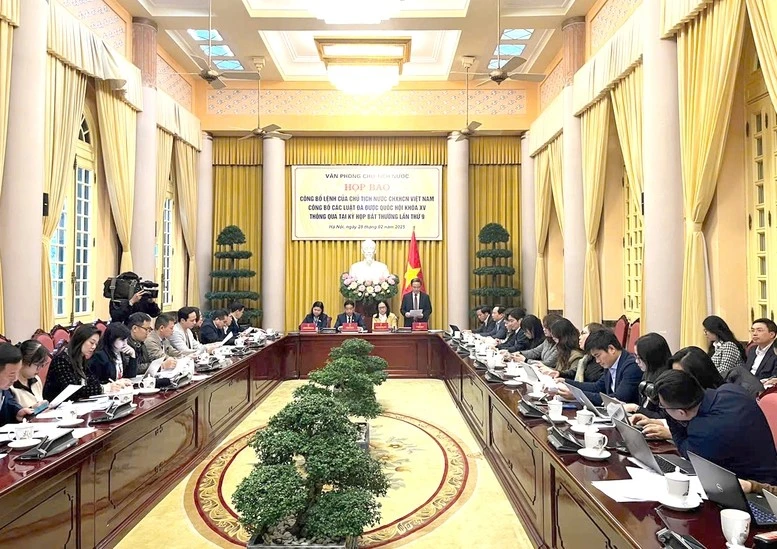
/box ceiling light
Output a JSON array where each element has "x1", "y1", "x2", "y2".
[
  {"x1": 493, "y1": 44, "x2": 525, "y2": 56},
  {"x1": 214, "y1": 60, "x2": 244, "y2": 71},
  {"x1": 327, "y1": 64, "x2": 399, "y2": 95},
  {"x1": 322, "y1": 44, "x2": 406, "y2": 57},
  {"x1": 188, "y1": 29, "x2": 223, "y2": 41},
  {"x1": 200, "y1": 44, "x2": 234, "y2": 57},
  {"x1": 307, "y1": 0, "x2": 402, "y2": 24},
  {"x1": 501, "y1": 29, "x2": 534, "y2": 40},
  {"x1": 488, "y1": 58, "x2": 508, "y2": 69}
]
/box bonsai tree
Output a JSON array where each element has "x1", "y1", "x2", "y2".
[
  {"x1": 294, "y1": 338, "x2": 389, "y2": 419},
  {"x1": 232, "y1": 392, "x2": 389, "y2": 546},
  {"x1": 470, "y1": 223, "x2": 520, "y2": 313},
  {"x1": 205, "y1": 225, "x2": 261, "y2": 322}
]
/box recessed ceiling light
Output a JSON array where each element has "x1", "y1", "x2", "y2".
[
  {"x1": 188, "y1": 29, "x2": 223, "y2": 41},
  {"x1": 322, "y1": 44, "x2": 407, "y2": 58},
  {"x1": 200, "y1": 44, "x2": 234, "y2": 57},
  {"x1": 493, "y1": 44, "x2": 525, "y2": 57},
  {"x1": 501, "y1": 29, "x2": 534, "y2": 40},
  {"x1": 488, "y1": 58, "x2": 508, "y2": 69},
  {"x1": 214, "y1": 59, "x2": 244, "y2": 71}
]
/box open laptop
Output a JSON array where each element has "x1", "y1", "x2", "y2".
[
  {"x1": 449, "y1": 325, "x2": 461, "y2": 335},
  {"x1": 599, "y1": 393, "x2": 629, "y2": 422},
  {"x1": 565, "y1": 383, "x2": 611, "y2": 421},
  {"x1": 521, "y1": 363, "x2": 541, "y2": 383},
  {"x1": 688, "y1": 451, "x2": 777, "y2": 527},
  {"x1": 613, "y1": 418, "x2": 695, "y2": 476}
]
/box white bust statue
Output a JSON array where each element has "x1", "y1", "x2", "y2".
[{"x1": 349, "y1": 239, "x2": 390, "y2": 281}]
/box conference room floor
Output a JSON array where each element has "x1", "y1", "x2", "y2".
[{"x1": 116, "y1": 379, "x2": 532, "y2": 548}]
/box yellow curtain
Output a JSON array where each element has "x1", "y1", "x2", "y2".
[
  {"x1": 580, "y1": 97, "x2": 611, "y2": 324},
  {"x1": 678, "y1": 0, "x2": 746, "y2": 347},
  {"x1": 284, "y1": 137, "x2": 448, "y2": 332},
  {"x1": 41, "y1": 56, "x2": 88, "y2": 329},
  {"x1": 96, "y1": 79, "x2": 137, "y2": 272},
  {"x1": 173, "y1": 139, "x2": 199, "y2": 305},
  {"x1": 0, "y1": 0, "x2": 19, "y2": 334},
  {"x1": 610, "y1": 64, "x2": 645, "y2": 325},
  {"x1": 533, "y1": 145, "x2": 552, "y2": 318},
  {"x1": 156, "y1": 129, "x2": 174, "y2": 226},
  {"x1": 547, "y1": 136, "x2": 564, "y2": 234},
  {"x1": 469, "y1": 137, "x2": 522, "y2": 320},
  {"x1": 746, "y1": 0, "x2": 777, "y2": 113}
]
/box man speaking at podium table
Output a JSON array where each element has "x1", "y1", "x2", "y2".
[{"x1": 400, "y1": 278, "x2": 432, "y2": 327}]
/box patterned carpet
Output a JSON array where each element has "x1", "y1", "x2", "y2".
[{"x1": 116, "y1": 380, "x2": 533, "y2": 549}]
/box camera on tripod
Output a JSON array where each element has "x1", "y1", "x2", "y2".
[{"x1": 103, "y1": 272, "x2": 159, "y2": 301}]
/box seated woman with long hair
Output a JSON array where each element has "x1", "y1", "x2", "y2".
[
  {"x1": 90, "y1": 323, "x2": 138, "y2": 384},
  {"x1": 623, "y1": 332, "x2": 672, "y2": 416},
  {"x1": 703, "y1": 315, "x2": 747, "y2": 375},
  {"x1": 11, "y1": 340, "x2": 49, "y2": 409},
  {"x1": 513, "y1": 314, "x2": 562, "y2": 369},
  {"x1": 542, "y1": 319, "x2": 605, "y2": 382},
  {"x1": 43, "y1": 324, "x2": 124, "y2": 402},
  {"x1": 301, "y1": 301, "x2": 331, "y2": 329},
  {"x1": 372, "y1": 300, "x2": 398, "y2": 330},
  {"x1": 518, "y1": 315, "x2": 545, "y2": 350}
]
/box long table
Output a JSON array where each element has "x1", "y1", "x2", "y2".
[{"x1": 0, "y1": 334, "x2": 749, "y2": 548}]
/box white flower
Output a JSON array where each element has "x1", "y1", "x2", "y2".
[
  {"x1": 381, "y1": 282, "x2": 389, "y2": 290},
  {"x1": 349, "y1": 282, "x2": 358, "y2": 290},
  {"x1": 373, "y1": 285, "x2": 381, "y2": 292},
  {"x1": 357, "y1": 292, "x2": 363, "y2": 297},
  {"x1": 358, "y1": 285, "x2": 365, "y2": 292}
]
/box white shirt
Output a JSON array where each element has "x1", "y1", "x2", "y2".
[
  {"x1": 751, "y1": 344, "x2": 772, "y2": 375},
  {"x1": 608, "y1": 352, "x2": 623, "y2": 392}
]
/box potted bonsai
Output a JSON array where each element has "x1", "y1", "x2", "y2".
[
  {"x1": 470, "y1": 222, "x2": 520, "y2": 327},
  {"x1": 233, "y1": 392, "x2": 389, "y2": 548},
  {"x1": 294, "y1": 338, "x2": 389, "y2": 449}
]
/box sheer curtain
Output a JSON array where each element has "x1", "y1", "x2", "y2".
[{"x1": 532, "y1": 145, "x2": 552, "y2": 318}]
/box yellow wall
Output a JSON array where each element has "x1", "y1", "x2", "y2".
[{"x1": 599, "y1": 112, "x2": 625, "y2": 321}]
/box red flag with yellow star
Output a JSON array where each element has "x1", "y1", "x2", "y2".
[{"x1": 402, "y1": 229, "x2": 425, "y2": 296}]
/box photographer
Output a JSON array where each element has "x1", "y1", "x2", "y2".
[{"x1": 105, "y1": 272, "x2": 161, "y2": 324}]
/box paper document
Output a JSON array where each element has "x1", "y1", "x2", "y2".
[
  {"x1": 220, "y1": 332, "x2": 234, "y2": 345},
  {"x1": 592, "y1": 479, "x2": 663, "y2": 503},
  {"x1": 50, "y1": 384, "x2": 83, "y2": 409},
  {"x1": 71, "y1": 427, "x2": 96, "y2": 439},
  {"x1": 408, "y1": 309, "x2": 423, "y2": 317}
]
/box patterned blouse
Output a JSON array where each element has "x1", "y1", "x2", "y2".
[
  {"x1": 711, "y1": 340, "x2": 745, "y2": 375},
  {"x1": 42, "y1": 352, "x2": 104, "y2": 402}
]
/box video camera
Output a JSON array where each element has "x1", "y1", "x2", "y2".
[{"x1": 103, "y1": 272, "x2": 159, "y2": 301}]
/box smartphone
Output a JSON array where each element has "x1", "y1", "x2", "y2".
[{"x1": 31, "y1": 402, "x2": 49, "y2": 416}]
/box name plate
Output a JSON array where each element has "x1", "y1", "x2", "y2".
[
  {"x1": 412, "y1": 322, "x2": 429, "y2": 332},
  {"x1": 372, "y1": 322, "x2": 390, "y2": 332},
  {"x1": 341, "y1": 323, "x2": 359, "y2": 333},
  {"x1": 299, "y1": 323, "x2": 318, "y2": 333}
]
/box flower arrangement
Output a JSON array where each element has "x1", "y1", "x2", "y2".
[{"x1": 340, "y1": 272, "x2": 400, "y2": 303}]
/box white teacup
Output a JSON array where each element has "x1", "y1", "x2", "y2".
[
  {"x1": 547, "y1": 399, "x2": 563, "y2": 419},
  {"x1": 665, "y1": 469, "x2": 691, "y2": 500},
  {"x1": 266, "y1": 328, "x2": 276, "y2": 336},
  {"x1": 720, "y1": 509, "x2": 750, "y2": 547},
  {"x1": 531, "y1": 382, "x2": 544, "y2": 395},
  {"x1": 141, "y1": 377, "x2": 156, "y2": 390},
  {"x1": 576, "y1": 409, "x2": 595, "y2": 426},
  {"x1": 583, "y1": 431, "x2": 608, "y2": 454},
  {"x1": 12, "y1": 422, "x2": 34, "y2": 441},
  {"x1": 235, "y1": 337, "x2": 245, "y2": 347}
]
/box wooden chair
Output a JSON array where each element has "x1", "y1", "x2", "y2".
[
  {"x1": 50, "y1": 325, "x2": 71, "y2": 347},
  {"x1": 0, "y1": 333, "x2": 9, "y2": 344},
  {"x1": 95, "y1": 320, "x2": 108, "y2": 335},
  {"x1": 33, "y1": 329, "x2": 55, "y2": 354},
  {"x1": 625, "y1": 318, "x2": 640, "y2": 354},
  {"x1": 758, "y1": 387, "x2": 777, "y2": 448},
  {"x1": 613, "y1": 315, "x2": 629, "y2": 348},
  {"x1": 37, "y1": 355, "x2": 52, "y2": 385}
]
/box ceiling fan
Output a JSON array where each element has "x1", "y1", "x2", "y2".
[
  {"x1": 455, "y1": 60, "x2": 482, "y2": 141},
  {"x1": 181, "y1": 0, "x2": 260, "y2": 89},
  {"x1": 453, "y1": 0, "x2": 545, "y2": 85},
  {"x1": 239, "y1": 75, "x2": 291, "y2": 141}
]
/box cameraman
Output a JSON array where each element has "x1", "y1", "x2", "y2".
[{"x1": 109, "y1": 288, "x2": 161, "y2": 324}]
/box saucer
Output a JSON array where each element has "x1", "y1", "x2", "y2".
[
  {"x1": 138, "y1": 387, "x2": 160, "y2": 395},
  {"x1": 526, "y1": 392, "x2": 546, "y2": 400},
  {"x1": 57, "y1": 418, "x2": 83, "y2": 427},
  {"x1": 658, "y1": 493, "x2": 702, "y2": 511},
  {"x1": 571, "y1": 423, "x2": 598, "y2": 435},
  {"x1": 504, "y1": 379, "x2": 522, "y2": 387},
  {"x1": 577, "y1": 448, "x2": 611, "y2": 461},
  {"x1": 8, "y1": 438, "x2": 41, "y2": 450}
]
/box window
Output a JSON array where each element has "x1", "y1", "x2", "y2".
[
  {"x1": 156, "y1": 173, "x2": 185, "y2": 311},
  {"x1": 623, "y1": 171, "x2": 643, "y2": 321},
  {"x1": 49, "y1": 113, "x2": 99, "y2": 323},
  {"x1": 162, "y1": 196, "x2": 174, "y2": 306}
]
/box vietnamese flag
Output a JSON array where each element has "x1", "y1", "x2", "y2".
[{"x1": 402, "y1": 229, "x2": 425, "y2": 295}]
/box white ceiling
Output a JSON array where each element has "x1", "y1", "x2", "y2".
[{"x1": 117, "y1": 0, "x2": 597, "y2": 81}]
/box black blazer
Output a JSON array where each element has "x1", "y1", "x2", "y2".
[
  {"x1": 301, "y1": 313, "x2": 331, "y2": 329},
  {"x1": 89, "y1": 349, "x2": 137, "y2": 383},
  {"x1": 745, "y1": 343, "x2": 777, "y2": 379},
  {"x1": 43, "y1": 352, "x2": 103, "y2": 402},
  {"x1": 475, "y1": 316, "x2": 495, "y2": 335},
  {"x1": 486, "y1": 319, "x2": 507, "y2": 340},
  {"x1": 400, "y1": 291, "x2": 433, "y2": 327},
  {"x1": 498, "y1": 329, "x2": 528, "y2": 352},
  {"x1": 0, "y1": 390, "x2": 21, "y2": 427},
  {"x1": 199, "y1": 319, "x2": 225, "y2": 344},
  {"x1": 334, "y1": 312, "x2": 365, "y2": 330},
  {"x1": 567, "y1": 352, "x2": 642, "y2": 405}
]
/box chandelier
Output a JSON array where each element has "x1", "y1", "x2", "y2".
[
  {"x1": 307, "y1": 0, "x2": 402, "y2": 24},
  {"x1": 327, "y1": 64, "x2": 400, "y2": 95}
]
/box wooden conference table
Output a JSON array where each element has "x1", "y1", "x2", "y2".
[{"x1": 0, "y1": 333, "x2": 748, "y2": 548}]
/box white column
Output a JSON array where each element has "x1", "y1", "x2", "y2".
[
  {"x1": 131, "y1": 86, "x2": 157, "y2": 279},
  {"x1": 562, "y1": 86, "x2": 585, "y2": 327},
  {"x1": 0, "y1": 0, "x2": 47, "y2": 340},
  {"x1": 642, "y1": 0, "x2": 683, "y2": 350},
  {"x1": 196, "y1": 133, "x2": 214, "y2": 306},
  {"x1": 261, "y1": 136, "x2": 286, "y2": 329},
  {"x1": 520, "y1": 135, "x2": 536, "y2": 313},
  {"x1": 447, "y1": 133, "x2": 469, "y2": 328}
]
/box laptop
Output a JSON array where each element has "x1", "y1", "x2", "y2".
[
  {"x1": 521, "y1": 363, "x2": 541, "y2": 383},
  {"x1": 599, "y1": 393, "x2": 629, "y2": 422},
  {"x1": 688, "y1": 451, "x2": 777, "y2": 527},
  {"x1": 565, "y1": 383, "x2": 610, "y2": 421},
  {"x1": 613, "y1": 418, "x2": 695, "y2": 476},
  {"x1": 450, "y1": 325, "x2": 461, "y2": 335}
]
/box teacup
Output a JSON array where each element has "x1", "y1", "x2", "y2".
[
  {"x1": 531, "y1": 382, "x2": 544, "y2": 395},
  {"x1": 547, "y1": 399, "x2": 563, "y2": 419},
  {"x1": 141, "y1": 377, "x2": 156, "y2": 390},
  {"x1": 576, "y1": 409, "x2": 595, "y2": 426},
  {"x1": 583, "y1": 431, "x2": 608, "y2": 455},
  {"x1": 12, "y1": 422, "x2": 34, "y2": 441},
  {"x1": 665, "y1": 469, "x2": 691, "y2": 500},
  {"x1": 721, "y1": 509, "x2": 750, "y2": 547},
  {"x1": 235, "y1": 338, "x2": 245, "y2": 347}
]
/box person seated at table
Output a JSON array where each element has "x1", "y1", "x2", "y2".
[
  {"x1": 43, "y1": 324, "x2": 124, "y2": 402},
  {"x1": 622, "y1": 333, "x2": 672, "y2": 417},
  {"x1": 703, "y1": 315, "x2": 746, "y2": 375},
  {"x1": 517, "y1": 314, "x2": 545, "y2": 351},
  {"x1": 169, "y1": 307, "x2": 204, "y2": 354},
  {"x1": 654, "y1": 368, "x2": 777, "y2": 484},
  {"x1": 301, "y1": 301, "x2": 331, "y2": 329},
  {"x1": 89, "y1": 323, "x2": 138, "y2": 384},
  {"x1": 512, "y1": 314, "x2": 562, "y2": 368},
  {"x1": 0, "y1": 344, "x2": 34, "y2": 427},
  {"x1": 200, "y1": 309, "x2": 231, "y2": 344},
  {"x1": 485, "y1": 306, "x2": 507, "y2": 340},
  {"x1": 474, "y1": 306, "x2": 494, "y2": 335},
  {"x1": 556, "y1": 330, "x2": 641, "y2": 405},
  {"x1": 540, "y1": 318, "x2": 585, "y2": 379},
  {"x1": 497, "y1": 308, "x2": 527, "y2": 352},
  {"x1": 126, "y1": 312, "x2": 153, "y2": 374},
  {"x1": 746, "y1": 318, "x2": 777, "y2": 380},
  {"x1": 146, "y1": 313, "x2": 180, "y2": 361},
  {"x1": 10, "y1": 340, "x2": 49, "y2": 409},
  {"x1": 227, "y1": 302, "x2": 248, "y2": 338},
  {"x1": 192, "y1": 307, "x2": 204, "y2": 342},
  {"x1": 334, "y1": 300, "x2": 365, "y2": 331},
  {"x1": 373, "y1": 300, "x2": 398, "y2": 330},
  {"x1": 550, "y1": 322, "x2": 606, "y2": 383}
]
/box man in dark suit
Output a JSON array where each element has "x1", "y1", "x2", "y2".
[
  {"x1": 0, "y1": 344, "x2": 33, "y2": 427},
  {"x1": 400, "y1": 277, "x2": 433, "y2": 327},
  {"x1": 334, "y1": 300, "x2": 365, "y2": 331},
  {"x1": 199, "y1": 309, "x2": 230, "y2": 344},
  {"x1": 486, "y1": 306, "x2": 507, "y2": 340},
  {"x1": 656, "y1": 369, "x2": 777, "y2": 484},
  {"x1": 497, "y1": 308, "x2": 528, "y2": 352},
  {"x1": 745, "y1": 318, "x2": 777, "y2": 380},
  {"x1": 474, "y1": 306, "x2": 495, "y2": 334},
  {"x1": 557, "y1": 330, "x2": 642, "y2": 405}
]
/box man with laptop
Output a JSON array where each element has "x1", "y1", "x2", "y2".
[{"x1": 655, "y1": 369, "x2": 777, "y2": 484}]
